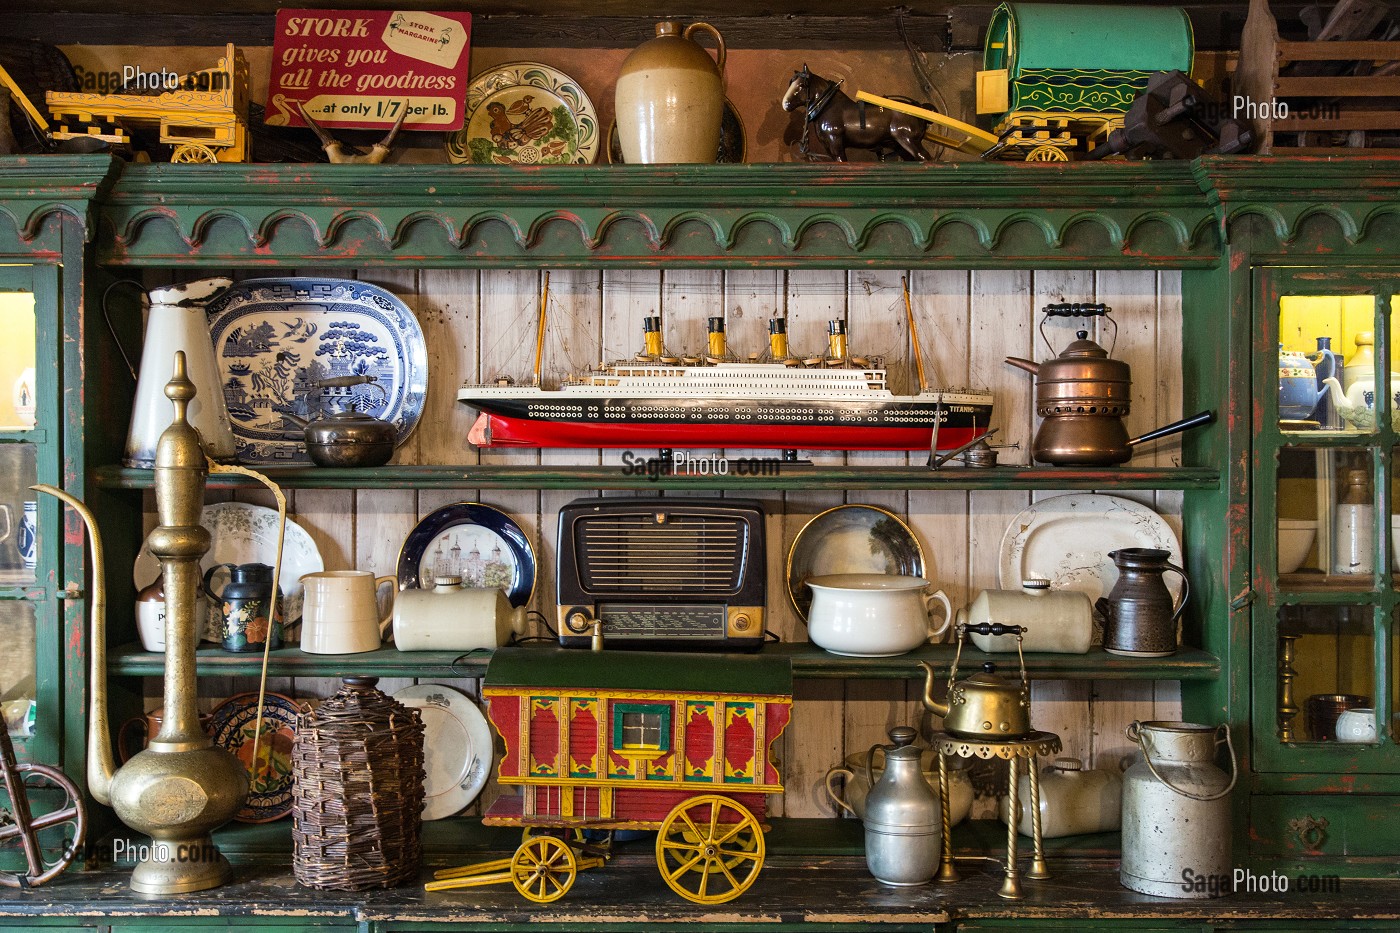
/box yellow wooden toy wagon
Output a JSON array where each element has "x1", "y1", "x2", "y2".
[
  {"x1": 428, "y1": 648, "x2": 792, "y2": 905},
  {"x1": 43, "y1": 43, "x2": 248, "y2": 163}
]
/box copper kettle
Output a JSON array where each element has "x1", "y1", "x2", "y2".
[{"x1": 1006, "y1": 303, "x2": 1213, "y2": 465}]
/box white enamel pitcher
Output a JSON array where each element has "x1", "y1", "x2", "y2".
[{"x1": 115, "y1": 277, "x2": 238, "y2": 467}]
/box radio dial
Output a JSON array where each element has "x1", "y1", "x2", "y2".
[
  {"x1": 732, "y1": 613, "x2": 751, "y2": 632},
  {"x1": 565, "y1": 608, "x2": 593, "y2": 634}
]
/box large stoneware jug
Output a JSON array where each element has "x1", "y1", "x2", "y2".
[
  {"x1": 1097, "y1": 548, "x2": 1189, "y2": 658},
  {"x1": 615, "y1": 21, "x2": 726, "y2": 164}
]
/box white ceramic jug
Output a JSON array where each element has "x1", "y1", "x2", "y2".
[{"x1": 121, "y1": 277, "x2": 238, "y2": 467}]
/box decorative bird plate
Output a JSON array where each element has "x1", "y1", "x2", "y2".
[{"x1": 445, "y1": 61, "x2": 598, "y2": 165}]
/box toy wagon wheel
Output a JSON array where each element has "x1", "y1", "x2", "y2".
[
  {"x1": 0, "y1": 763, "x2": 86, "y2": 888},
  {"x1": 1025, "y1": 145, "x2": 1069, "y2": 162},
  {"x1": 171, "y1": 144, "x2": 219, "y2": 164},
  {"x1": 656, "y1": 795, "x2": 765, "y2": 904},
  {"x1": 510, "y1": 835, "x2": 577, "y2": 903}
]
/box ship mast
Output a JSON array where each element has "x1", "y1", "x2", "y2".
[
  {"x1": 532, "y1": 271, "x2": 550, "y2": 386},
  {"x1": 902, "y1": 275, "x2": 929, "y2": 392}
]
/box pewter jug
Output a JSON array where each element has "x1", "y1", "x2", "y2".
[
  {"x1": 1121, "y1": 721, "x2": 1235, "y2": 899},
  {"x1": 862, "y1": 726, "x2": 941, "y2": 886},
  {"x1": 1097, "y1": 548, "x2": 1189, "y2": 657}
]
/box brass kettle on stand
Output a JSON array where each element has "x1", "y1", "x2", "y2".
[{"x1": 37, "y1": 353, "x2": 248, "y2": 895}]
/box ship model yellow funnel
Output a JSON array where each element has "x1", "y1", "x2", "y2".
[
  {"x1": 35, "y1": 352, "x2": 248, "y2": 896},
  {"x1": 768, "y1": 318, "x2": 790, "y2": 361},
  {"x1": 827, "y1": 320, "x2": 848, "y2": 363},
  {"x1": 643, "y1": 316, "x2": 664, "y2": 358},
  {"x1": 707, "y1": 317, "x2": 728, "y2": 361}
]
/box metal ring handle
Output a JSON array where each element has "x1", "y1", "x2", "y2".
[
  {"x1": 101, "y1": 279, "x2": 148, "y2": 381},
  {"x1": 1130, "y1": 721, "x2": 1237, "y2": 802}
]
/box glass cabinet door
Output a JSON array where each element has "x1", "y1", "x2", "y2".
[
  {"x1": 0, "y1": 265, "x2": 62, "y2": 768},
  {"x1": 1255, "y1": 268, "x2": 1400, "y2": 773}
]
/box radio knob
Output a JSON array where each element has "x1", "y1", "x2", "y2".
[
  {"x1": 566, "y1": 609, "x2": 592, "y2": 634},
  {"x1": 732, "y1": 613, "x2": 751, "y2": 632}
]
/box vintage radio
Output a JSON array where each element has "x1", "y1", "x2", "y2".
[{"x1": 556, "y1": 496, "x2": 766, "y2": 650}]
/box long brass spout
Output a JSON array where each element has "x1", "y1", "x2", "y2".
[{"x1": 30, "y1": 484, "x2": 113, "y2": 805}]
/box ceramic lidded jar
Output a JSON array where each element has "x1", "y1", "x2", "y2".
[{"x1": 615, "y1": 21, "x2": 726, "y2": 164}]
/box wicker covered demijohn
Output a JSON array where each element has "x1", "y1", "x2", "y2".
[{"x1": 292, "y1": 676, "x2": 426, "y2": 890}]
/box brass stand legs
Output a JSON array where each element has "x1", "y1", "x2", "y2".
[
  {"x1": 997, "y1": 756, "x2": 1023, "y2": 900},
  {"x1": 936, "y1": 750, "x2": 959, "y2": 883}
]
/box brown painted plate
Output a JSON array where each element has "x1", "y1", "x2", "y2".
[{"x1": 209, "y1": 691, "x2": 302, "y2": 823}]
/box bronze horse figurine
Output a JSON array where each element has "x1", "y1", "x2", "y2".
[{"x1": 781, "y1": 66, "x2": 933, "y2": 162}]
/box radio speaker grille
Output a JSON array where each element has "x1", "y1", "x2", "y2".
[{"x1": 574, "y1": 515, "x2": 747, "y2": 594}]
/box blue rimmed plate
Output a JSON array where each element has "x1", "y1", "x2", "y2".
[
  {"x1": 204, "y1": 278, "x2": 428, "y2": 464},
  {"x1": 397, "y1": 502, "x2": 536, "y2": 607}
]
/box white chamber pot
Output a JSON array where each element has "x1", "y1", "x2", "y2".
[{"x1": 804, "y1": 573, "x2": 952, "y2": 657}]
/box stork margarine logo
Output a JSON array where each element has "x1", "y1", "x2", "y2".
[{"x1": 384, "y1": 12, "x2": 467, "y2": 69}]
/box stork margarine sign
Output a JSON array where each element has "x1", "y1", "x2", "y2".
[{"x1": 266, "y1": 9, "x2": 472, "y2": 131}]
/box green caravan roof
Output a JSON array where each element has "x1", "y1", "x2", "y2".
[
  {"x1": 484, "y1": 646, "x2": 793, "y2": 698},
  {"x1": 985, "y1": 2, "x2": 1194, "y2": 75}
]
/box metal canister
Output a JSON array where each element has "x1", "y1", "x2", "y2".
[
  {"x1": 862, "y1": 726, "x2": 941, "y2": 886},
  {"x1": 1120, "y1": 721, "x2": 1235, "y2": 899}
]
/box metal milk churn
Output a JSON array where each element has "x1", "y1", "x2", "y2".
[
  {"x1": 1120, "y1": 721, "x2": 1236, "y2": 898},
  {"x1": 862, "y1": 726, "x2": 941, "y2": 886}
]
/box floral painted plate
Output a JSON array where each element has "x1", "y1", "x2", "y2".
[
  {"x1": 397, "y1": 502, "x2": 536, "y2": 607},
  {"x1": 209, "y1": 691, "x2": 303, "y2": 823},
  {"x1": 204, "y1": 278, "x2": 428, "y2": 464},
  {"x1": 134, "y1": 501, "x2": 323, "y2": 642},
  {"x1": 998, "y1": 493, "x2": 1183, "y2": 604},
  {"x1": 445, "y1": 61, "x2": 598, "y2": 165}
]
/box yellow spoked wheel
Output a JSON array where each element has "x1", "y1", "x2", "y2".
[
  {"x1": 1025, "y1": 145, "x2": 1070, "y2": 162},
  {"x1": 171, "y1": 144, "x2": 219, "y2": 163},
  {"x1": 656, "y1": 795, "x2": 765, "y2": 904},
  {"x1": 510, "y1": 835, "x2": 577, "y2": 904}
]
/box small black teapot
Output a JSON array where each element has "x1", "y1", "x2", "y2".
[{"x1": 291, "y1": 376, "x2": 396, "y2": 467}]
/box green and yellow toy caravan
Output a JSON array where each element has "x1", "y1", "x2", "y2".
[{"x1": 977, "y1": 2, "x2": 1194, "y2": 161}]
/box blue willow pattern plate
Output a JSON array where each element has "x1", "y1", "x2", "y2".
[
  {"x1": 397, "y1": 502, "x2": 536, "y2": 608},
  {"x1": 204, "y1": 278, "x2": 428, "y2": 464},
  {"x1": 445, "y1": 61, "x2": 598, "y2": 165}
]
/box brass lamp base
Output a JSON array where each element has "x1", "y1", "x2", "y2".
[{"x1": 130, "y1": 833, "x2": 232, "y2": 896}]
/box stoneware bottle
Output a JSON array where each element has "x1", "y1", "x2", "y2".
[{"x1": 615, "y1": 21, "x2": 726, "y2": 164}]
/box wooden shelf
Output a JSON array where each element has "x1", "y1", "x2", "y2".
[
  {"x1": 94, "y1": 463, "x2": 1222, "y2": 492},
  {"x1": 109, "y1": 641, "x2": 1222, "y2": 681}
]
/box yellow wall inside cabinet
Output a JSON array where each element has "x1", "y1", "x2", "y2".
[{"x1": 0, "y1": 292, "x2": 36, "y2": 431}]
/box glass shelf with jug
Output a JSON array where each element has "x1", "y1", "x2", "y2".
[
  {"x1": 1277, "y1": 293, "x2": 1400, "y2": 435},
  {"x1": 1273, "y1": 447, "x2": 1397, "y2": 589}
]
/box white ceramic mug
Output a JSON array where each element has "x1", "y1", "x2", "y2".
[
  {"x1": 393, "y1": 582, "x2": 523, "y2": 652},
  {"x1": 804, "y1": 573, "x2": 953, "y2": 657},
  {"x1": 1335, "y1": 708, "x2": 1377, "y2": 744},
  {"x1": 299, "y1": 570, "x2": 396, "y2": 654}
]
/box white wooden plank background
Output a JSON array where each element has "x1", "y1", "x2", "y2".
[{"x1": 137, "y1": 267, "x2": 1184, "y2": 819}]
